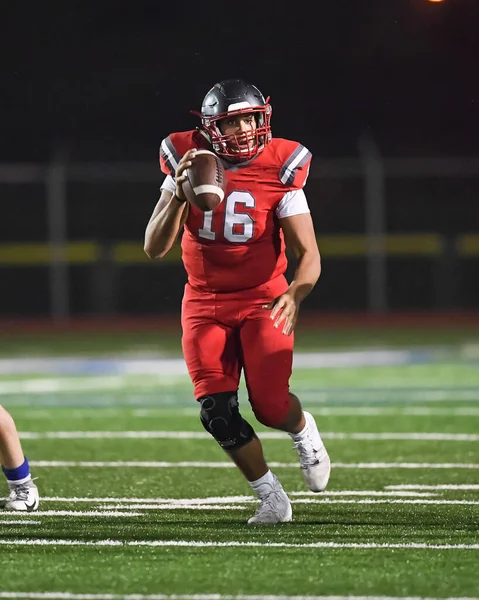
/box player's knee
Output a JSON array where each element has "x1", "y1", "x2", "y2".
[
  {"x1": 199, "y1": 391, "x2": 255, "y2": 451},
  {"x1": 0, "y1": 405, "x2": 15, "y2": 435},
  {"x1": 251, "y1": 391, "x2": 290, "y2": 428}
]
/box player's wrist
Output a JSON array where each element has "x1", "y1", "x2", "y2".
[
  {"x1": 287, "y1": 282, "x2": 312, "y2": 304},
  {"x1": 173, "y1": 192, "x2": 187, "y2": 204}
]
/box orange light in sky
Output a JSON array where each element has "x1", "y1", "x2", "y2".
[{"x1": 428, "y1": 0, "x2": 444, "y2": 2}]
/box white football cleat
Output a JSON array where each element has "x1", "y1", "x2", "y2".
[
  {"x1": 248, "y1": 476, "x2": 292, "y2": 525},
  {"x1": 293, "y1": 411, "x2": 331, "y2": 492},
  {"x1": 4, "y1": 479, "x2": 39, "y2": 512}
]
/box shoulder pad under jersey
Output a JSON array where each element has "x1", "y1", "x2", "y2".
[
  {"x1": 271, "y1": 138, "x2": 312, "y2": 190},
  {"x1": 159, "y1": 130, "x2": 199, "y2": 177}
]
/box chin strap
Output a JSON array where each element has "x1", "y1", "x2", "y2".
[{"x1": 196, "y1": 128, "x2": 211, "y2": 141}]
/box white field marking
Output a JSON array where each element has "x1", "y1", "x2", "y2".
[
  {"x1": 0, "y1": 349, "x2": 437, "y2": 376},
  {"x1": 18, "y1": 430, "x2": 479, "y2": 441},
  {"x1": 1, "y1": 595, "x2": 479, "y2": 600},
  {"x1": 0, "y1": 511, "x2": 141, "y2": 517},
  {"x1": 0, "y1": 520, "x2": 41, "y2": 525},
  {"x1": 101, "y1": 504, "x2": 248, "y2": 510},
  {"x1": 307, "y1": 407, "x2": 479, "y2": 417},
  {"x1": 1, "y1": 539, "x2": 479, "y2": 550},
  {"x1": 130, "y1": 406, "x2": 479, "y2": 418},
  {"x1": 386, "y1": 484, "x2": 479, "y2": 491},
  {"x1": 19, "y1": 431, "x2": 215, "y2": 439},
  {"x1": 132, "y1": 408, "x2": 200, "y2": 417},
  {"x1": 0, "y1": 375, "x2": 189, "y2": 395},
  {"x1": 322, "y1": 432, "x2": 479, "y2": 441},
  {"x1": 0, "y1": 377, "x2": 126, "y2": 394},
  {"x1": 13, "y1": 406, "x2": 479, "y2": 419},
  {"x1": 3, "y1": 387, "x2": 479, "y2": 405},
  {"x1": 100, "y1": 499, "x2": 479, "y2": 510},
  {"x1": 29, "y1": 461, "x2": 479, "y2": 469},
  {"x1": 40, "y1": 495, "x2": 253, "y2": 503},
  {"x1": 303, "y1": 390, "x2": 479, "y2": 403},
  {"x1": 289, "y1": 499, "x2": 479, "y2": 506},
  {"x1": 0, "y1": 360, "x2": 188, "y2": 377},
  {"x1": 289, "y1": 490, "x2": 438, "y2": 497},
  {"x1": 38, "y1": 491, "x2": 438, "y2": 503}
]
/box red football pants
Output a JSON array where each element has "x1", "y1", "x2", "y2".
[{"x1": 181, "y1": 276, "x2": 293, "y2": 427}]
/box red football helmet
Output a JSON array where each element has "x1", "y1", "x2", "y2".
[{"x1": 193, "y1": 79, "x2": 272, "y2": 162}]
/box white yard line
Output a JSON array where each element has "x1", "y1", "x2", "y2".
[
  {"x1": 1, "y1": 376, "x2": 479, "y2": 403},
  {"x1": 289, "y1": 490, "x2": 437, "y2": 497},
  {"x1": 0, "y1": 520, "x2": 41, "y2": 525},
  {"x1": 307, "y1": 407, "x2": 479, "y2": 417},
  {"x1": 38, "y1": 496, "x2": 256, "y2": 503},
  {"x1": 0, "y1": 377, "x2": 132, "y2": 395},
  {"x1": 1, "y1": 594, "x2": 479, "y2": 600},
  {"x1": 132, "y1": 407, "x2": 479, "y2": 417},
  {"x1": 318, "y1": 390, "x2": 479, "y2": 403},
  {"x1": 29, "y1": 461, "x2": 479, "y2": 469},
  {"x1": 1, "y1": 499, "x2": 476, "y2": 517},
  {"x1": 100, "y1": 504, "x2": 248, "y2": 510},
  {"x1": 18, "y1": 431, "x2": 479, "y2": 441},
  {"x1": 0, "y1": 539, "x2": 478, "y2": 550},
  {"x1": 96, "y1": 499, "x2": 478, "y2": 510},
  {"x1": 325, "y1": 432, "x2": 479, "y2": 441},
  {"x1": 0, "y1": 349, "x2": 437, "y2": 377},
  {"x1": 386, "y1": 484, "x2": 479, "y2": 491},
  {"x1": 289, "y1": 499, "x2": 479, "y2": 506},
  {"x1": 8, "y1": 406, "x2": 479, "y2": 418},
  {"x1": 36, "y1": 491, "x2": 437, "y2": 503},
  {"x1": 0, "y1": 511, "x2": 142, "y2": 517}
]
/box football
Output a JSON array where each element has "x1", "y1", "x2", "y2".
[{"x1": 182, "y1": 150, "x2": 227, "y2": 212}]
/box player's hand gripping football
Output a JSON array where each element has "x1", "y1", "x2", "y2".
[
  {"x1": 174, "y1": 148, "x2": 197, "y2": 201},
  {"x1": 263, "y1": 291, "x2": 299, "y2": 336}
]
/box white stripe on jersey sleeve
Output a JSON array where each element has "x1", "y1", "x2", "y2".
[
  {"x1": 275, "y1": 189, "x2": 310, "y2": 219},
  {"x1": 160, "y1": 174, "x2": 176, "y2": 193},
  {"x1": 161, "y1": 139, "x2": 180, "y2": 171}
]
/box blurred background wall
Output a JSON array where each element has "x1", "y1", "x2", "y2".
[{"x1": 1, "y1": 0, "x2": 478, "y2": 321}]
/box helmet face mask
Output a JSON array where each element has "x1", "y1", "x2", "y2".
[{"x1": 198, "y1": 80, "x2": 272, "y2": 162}]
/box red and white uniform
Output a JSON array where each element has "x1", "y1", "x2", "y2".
[{"x1": 159, "y1": 130, "x2": 312, "y2": 426}]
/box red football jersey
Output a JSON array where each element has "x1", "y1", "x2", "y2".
[{"x1": 159, "y1": 130, "x2": 312, "y2": 293}]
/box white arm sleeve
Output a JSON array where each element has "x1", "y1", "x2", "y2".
[
  {"x1": 160, "y1": 174, "x2": 176, "y2": 193},
  {"x1": 275, "y1": 188, "x2": 310, "y2": 219}
]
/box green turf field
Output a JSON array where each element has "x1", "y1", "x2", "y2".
[
  {"x1": 2, "y1": 322, "x2": 479, "y2": 356},
  {"x1": 0, "y1": 327, "x2": 478, "y2": 599}
]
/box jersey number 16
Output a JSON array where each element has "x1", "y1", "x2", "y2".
[{"x1": 198, "y1": 191, "x2": 255, "y2": 243}]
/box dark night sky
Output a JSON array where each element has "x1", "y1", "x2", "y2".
[{"x1": 1, "y1": 0, "x2": 478, "y2": 162}]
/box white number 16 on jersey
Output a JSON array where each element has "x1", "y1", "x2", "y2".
[{"x1": 198, "y1": 191, "x2": 255, "y2": 243}]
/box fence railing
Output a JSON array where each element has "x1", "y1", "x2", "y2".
[{"x1": 1, "y1": 152, "x2": 478, "y2": 319}]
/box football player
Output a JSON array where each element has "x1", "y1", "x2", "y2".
[
  {"x1": 0, "y1": 404, "x2": 39, "y2": 511},
  {"x1": 145, "y1": 79, "x2": 330, "y2": 524}
]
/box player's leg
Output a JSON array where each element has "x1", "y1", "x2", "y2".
[
  {"x1": 0, "y1": 405, "x2": 39, "y2": 511},
  {"x1": 240, "y1": 311, "x2": 331, "y2": 494},
  {"x1": 190, "y1": 305, "x2": 289, "y2": 525},
  {"x1": 182, "y1": 301, "x2": 287, "y2": 522},
  {"x1": 197, "y1": 388, "x2": 292, "y2": 525}
]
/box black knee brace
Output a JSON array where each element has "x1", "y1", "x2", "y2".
[{"x1": 199, "y1": 391, "x2": 255, "y2": 451}]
